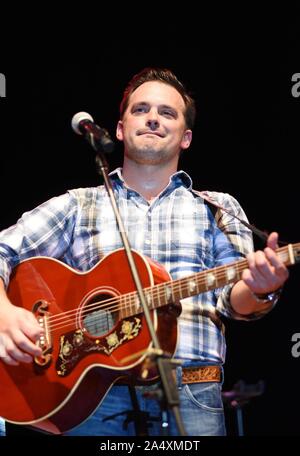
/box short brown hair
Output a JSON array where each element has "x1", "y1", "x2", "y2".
[{"x1": 120, "y1": 67, "x2": 196, "y2": 129}]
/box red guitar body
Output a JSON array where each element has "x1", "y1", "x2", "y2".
[{"x1": 0, "y1": 249, "x2": 179, "y2": 434}]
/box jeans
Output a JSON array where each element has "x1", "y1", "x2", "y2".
[{"x1": 65, "y1": 379, "x2": 226, "y2": 436}]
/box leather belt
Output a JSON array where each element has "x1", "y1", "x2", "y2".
[
  {"x1": 115, "y1": 365, "x2": 222, "y2": 387},
  {"x1": 181, "y1": 365, "x2": 221, "y2": 384}
]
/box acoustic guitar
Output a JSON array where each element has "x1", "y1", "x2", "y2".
[{"x1": 0, "y1": 244, "x2": 299, "y2": 434}]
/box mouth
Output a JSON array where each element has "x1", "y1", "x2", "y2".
[{"x1": 137, "y1": 130, "x2": 164, "y2": 138}]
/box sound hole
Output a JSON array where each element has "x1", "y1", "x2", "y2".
[{"x1": 82, "y1": 293, "x2": 119, "y2": 337}]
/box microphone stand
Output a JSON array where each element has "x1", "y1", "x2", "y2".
[{"x1": 86, "y1": 131, "x2": 186, "y2": 436}]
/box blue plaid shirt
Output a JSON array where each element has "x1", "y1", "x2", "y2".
[{"x1": 0, "y1": 168, "x2": 269, "y2": 365}]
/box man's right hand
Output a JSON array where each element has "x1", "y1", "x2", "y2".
[{"x1": 0, "y1": 300, "x2": 43, "y2": 366}]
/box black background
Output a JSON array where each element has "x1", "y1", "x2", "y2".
[{"x1": 0, "y1": 8, "x2": 299, "y2": 437}]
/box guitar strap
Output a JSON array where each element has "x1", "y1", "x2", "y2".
[
  {"x1": 190, "y1": 189, "x2": 271, "y2": 332},
  {"x1": 191, "y1": 189, "x2": 287, "y2": 330},
  {"x1": 195, "y1": 190, "x2": 283, "y2": 245}
]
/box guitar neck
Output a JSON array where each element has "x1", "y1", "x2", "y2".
[{"x1": 122, "y1": 243, "x2": 300, "y2": 317}]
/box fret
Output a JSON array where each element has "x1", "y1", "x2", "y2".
[
  {"x1": 129, "y1": 293, "x2": 134, "y2": 318},
  {"x1": 141, "y1": 289, "x2": 153, "y2": 311},
  {"x1": 225, "y1": 266, "x2": 237, "y2": 282},
  {"x1": 156, "y1": 283, "x2": 162, "y2": 308},
  {"x1": 188, "y1": 279, "x2": 197, "y2": 294},
  {"x1": 205, "y1": 272, "x2": 217, "y2": 290},
  {"x1": 172, "y1": 282, "x2": 182, "y2": 302},
  {"x1": 146, "y1": 290, "x2": 152, "y2": 308},
  {"x1": 127, "y1": 294, "x2": 131, "y2": 318},
  {"x1": 125, "y1": 293, "x2": 130, "y2": 318},
  {"x1": 120, "y1": 295, "x2": 125, "y2": 319},
  {"x1": 288, "y1": 244, "x2": 295, "y2": 265},
  {"x1": 164, "y1": 284, "x2": 173, "y2": 303},
  {"x1": 134, "y1": 293, "x2": 140, "y2": 314},
  {"x1": 278, "y1": 250, "x2": 288, "y2": 264},
  {"x1": 150, "y1": 286, "x2": 160, "y2": 311},
  {"x1": 214, "y1": 269, "x2": 219, "y2": 288},
  {"x1": 178, "y1": 281, "x2": 183, "y2": 300}
]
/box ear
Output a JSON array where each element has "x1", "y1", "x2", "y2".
[
  {"x1": 180, "y1": 130, "x2": 192, "y2": 150},
  {"x1": 116, "y1": 120, "x2": 124, "y2": 141}
]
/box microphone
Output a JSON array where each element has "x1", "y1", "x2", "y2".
[{"x1": 71, "y1": 112, "x2": 114, "y2": 153}]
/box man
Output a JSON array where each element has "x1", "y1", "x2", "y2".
[{"x1": 0, "y1": 68, "x2": 289, "y2": 436}]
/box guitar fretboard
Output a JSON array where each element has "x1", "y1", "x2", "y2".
[{"x1": 120, "y1": 242, "x2": 300, "y2": 318}]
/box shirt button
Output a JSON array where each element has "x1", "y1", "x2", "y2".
[{"x1": 145, "y1": 239, "x2": 151, "y2": 245}]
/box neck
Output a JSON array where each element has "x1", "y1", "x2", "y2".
[{"x1": 122, "y1": 157, "x2": 178, "y2": 201}]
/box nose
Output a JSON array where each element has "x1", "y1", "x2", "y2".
[
  {"x1": 146, "y1": 111, "x2": 160, "y2": 130},
  {"x1": 146, "y1": 119, "x2": 160, "y2": 130}
]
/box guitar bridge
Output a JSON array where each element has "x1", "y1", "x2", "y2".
[{"x1": 33, "y1": 300, "x2": 53, "y2": 367}]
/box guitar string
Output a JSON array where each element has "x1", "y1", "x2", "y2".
[
  {"x1": 47, "y1": 261, "x2": 250, "y2": 333},
  {"x1": 47, "y1": 259, "x2": 248, "y2": 328},
  {"x1": 48, "y1": 243, "x2": 291, "y2": 328},
  {"x1": 46, "y1": 247, "x2": 291, "y2": 333},
  {"x1": 47, "y1": 249, "x2": 291, "y2": 333},
  {"x1": 48, "y1": 242, "x2": 291, "y2": 326}
]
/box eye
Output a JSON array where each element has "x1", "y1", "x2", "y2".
[
  {"x1": 133, "y1": 105, "x2": 148, "y2": 114},
  {"x1": 161, "y1": 109, "x2": 175, "y2": 118}
]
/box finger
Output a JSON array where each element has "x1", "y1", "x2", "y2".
[
  {"x1": 241, "y1": 268, "x2": 256, "y2": 288},
  {"x1": 264, "y1": 248, "x2": 289, "y2": 277},
  {"x1": 1, "y1": 354, "x2": 19, "y2": 366},
  {"x1": 22, "y1": 310, "x2": 44, "y2": 338},
  {"x1": 267, "y1": 232, "x2": 279, "y2": 251},
  {"x1": 247, "y1": 251, "x2": 273, "y2": 279},
  {"x1": 242, "y1": 267, "x2": 271, "y2": 290},
  {"x1": 8, "y1": 327, "x2": 42, "y2": 358},
  {"x1": 243, "y1": 256, "x2": 280, "y2": 292},
  {"x1": 250, "y1": 248, "x2": 288, "y2": 285},
  {"x1": 22, "y1": 320, "x2": 44, "y2": 344},
  {"x1": 263, "y1": 249, "x2": 289, "y2": 288},
  {"x1": 246, "y1": 251, "x2": 257, "y2": 269},
  {"x1": 5, "y1": 338, "x2": 34, "y2": 363},
  {"x1": 14, "y1": 334, "x2": 42, "y2": 358},
  {"x1": 24, "y1": 309, "x2": 42, "y2": 327}
]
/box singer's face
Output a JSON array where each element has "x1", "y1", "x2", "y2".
[{"x1": 116, "y1": 81, "x2": 192, "y2": 165}]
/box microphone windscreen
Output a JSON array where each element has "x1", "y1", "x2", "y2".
[{"x1": 71, "y1": 112, "x2": 94, "y2": 135}]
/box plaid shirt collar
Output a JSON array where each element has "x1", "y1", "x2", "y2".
[{"x1": 109, "y1": 167, "x2": 193, "y2": 197}]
